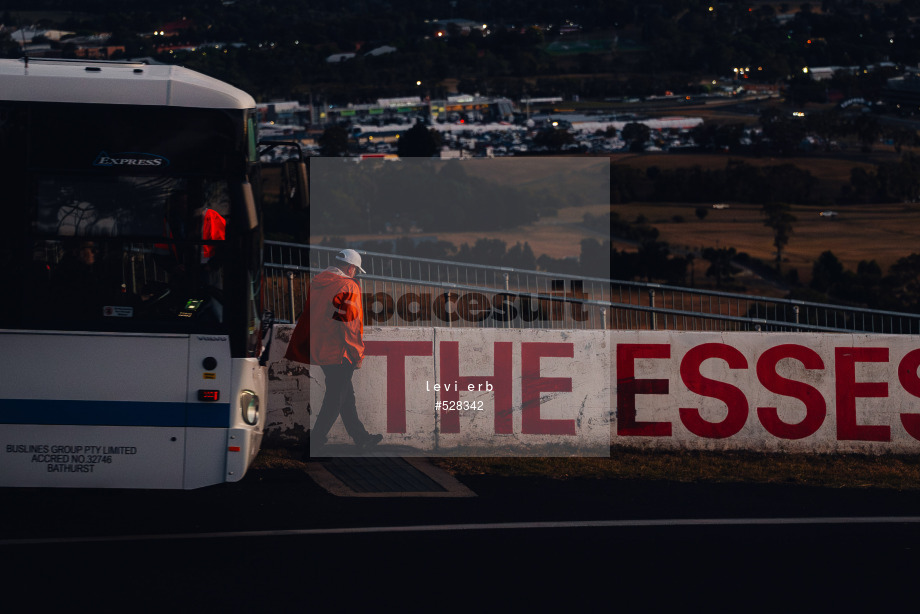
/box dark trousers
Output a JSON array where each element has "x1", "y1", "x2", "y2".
[{"x1": 312, "y1": 362, "x2": 369, "y2": 444}]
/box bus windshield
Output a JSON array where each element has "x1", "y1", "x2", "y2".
[{"x1": 25, "y1": 174, "x2": 231, "y2": 334}]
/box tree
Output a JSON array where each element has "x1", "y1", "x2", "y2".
[
  {"x1": 413, "y1": 239, "x2": 456, "y2": 260},
  {"x1": 457, "y1": 238, "x2": 507, "y2": 266},
  {"x1": 761, "y1": 202, "x2": 796, "y2": 272},
  {"x1": 758, "y1": 108, "x2": 807, "y2": 155},
  {"x1": 810, "y1": 250, "x2": 844, "y2": 292},
  {"x1": 888, "y1": 127, "x2": 919, "y2": 154},
  {"x1": 622, "y1": 122, "x2": 651, "y2": 151},
  {"x1": 694, "y1": 206, "x2": 708, "y2": 221},
  {"x1": 702, "y1": 246, "x2": 737, "y2": 288},
  {"x1": 805, "y1": 109, "x2": 842, "y2": 151},
  {"x1": 880, "y1": 152, "x2": 920, "y2": 203},
  {"x1": 504, "y1": 242, "x2": 537, "y2": 270},
  {"x1": 579, "y1": 238, "x2": 610, "y2": 278},
  {"x1": 637, "y1": 240, "x2": 672, "y2": 282},
  {"x1": 533, "y1": 127, "x2": 575, "y2": 151},
  {"x1": 853, "y1": 113, "x2": 882, "y2": 152},
  {"x1": 397, "y1": 122, "x2": 441, "y2": 157},
  {"x1": 611, "y1": 246, "x2": 640, "y2": 281},
  {"x1": 319, "y1": 125, "x2": 349, "y2": 156},
  {"x1": 886, "y1": 253, "x2": 920, "y2": 311},
  {"x1": 714, "y1": 123, "x2": 745, "y2": 150}
]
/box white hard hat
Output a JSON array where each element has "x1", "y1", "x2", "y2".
[{"x1": 335, "y1": 248, "x2": 366, "y2": 274}]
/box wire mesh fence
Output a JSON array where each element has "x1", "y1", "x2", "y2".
[{"x1": 264, "y1": 242, "x2": 920, "y2": 334}]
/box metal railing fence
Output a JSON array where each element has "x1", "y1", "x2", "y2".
[{"x1": 264, "y1": 242, "x2": 920, "y2": 334}]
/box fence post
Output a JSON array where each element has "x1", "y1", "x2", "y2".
[
  {"x1": 288, "y1": 271, "x2": 296, "y2": 322},
  {"x1": 649, "y1": 289, "x2": 657, "y2": 331},
  {"x1": 504, "y1": 273, "x2": 510, "y2": 329},
  {"x1": 794, "y1": 305, "x2": 800, "y2": 331}
]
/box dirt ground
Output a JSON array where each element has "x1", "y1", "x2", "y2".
[{"x1": 618, "y1": 200, "x2": 920, "y2": 284}]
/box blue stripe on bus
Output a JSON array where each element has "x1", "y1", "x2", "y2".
[{"x1": 0, "y1": 399, "x2": 231, "y2": 428}]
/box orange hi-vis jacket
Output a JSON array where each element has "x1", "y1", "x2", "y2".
[
  {"x1": 284, "y1": 267, "x2": 364, "y2": 367},
  {"x1": 201, "y1": 208, "x2": 226, "y2": 262}
]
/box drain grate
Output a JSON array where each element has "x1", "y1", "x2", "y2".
[{"x1": 322, "y1": 457, "x2": 448, "y2": 493}]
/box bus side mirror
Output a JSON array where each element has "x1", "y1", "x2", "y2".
[
  {"x1": 258, "y1": 310, "x2": 274, "y2": 366},
  {"x1": 241, "y1": 179, "x2": 258, "y2": 231},
  {"x1": 289, "y1": 159, "x2": 309, "y2": 210}
]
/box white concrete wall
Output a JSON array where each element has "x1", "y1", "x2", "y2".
[
  {"x1": 613, "y1": 331, "x2": 920, "y2": 454},
  {"x1": 266, "y1": 327, "x2": 920, "y2": 455},
  {"x1": 266, "y1": 325, "x2": 610, "y2": 455}
]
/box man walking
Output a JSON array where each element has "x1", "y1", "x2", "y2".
[{"x1": 285, "y1": 248, "x2": 382, "y2": 451}]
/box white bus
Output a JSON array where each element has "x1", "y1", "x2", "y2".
[{"x1": 0, "y1": 58, "x2": 268, "y2": 489}]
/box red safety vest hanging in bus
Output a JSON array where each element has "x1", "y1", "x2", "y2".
[{"x1": 201, "y1": 208, "x2": 226, "y2": 262}]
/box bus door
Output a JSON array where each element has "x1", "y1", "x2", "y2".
[
  {"x1": 0, "y1": 331, "x2": 192, "y2": 488},
  {"x1": 183, "y1": 334, "x2": 233, "y2": 489}
]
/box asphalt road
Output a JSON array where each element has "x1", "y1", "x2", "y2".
[{"x1": 3, "y1": 465, "x2": 920, "y2": 612}]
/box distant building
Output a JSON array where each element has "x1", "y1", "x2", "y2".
[
  {"x1": 883, "y1": 73, "x2": 920, "y2": 112},
  {"x1": 530, "y1": 113, "x2": 703, "y2": 133},
  {"x1": 365, "y1": 45, "x2": 396, "y2": 57},
  {"x1": 805, "y1": 62, "x2": 895, "y2": 81},
  {"x1": 19, "y1": 43, "x2": 54, "y2": 56},
  {"x1": 325, "y1": 45, "x2": 395, "y2": 62},
  {"x1": 257, "y1": 101, "x2": 313, "y2": 126},
  {"x1": 73, "y1": 45, "x2": 126, "y2": 59},
  {"x1": 807, "y1": 66, "x2": 838, "y2": 81},
  {"x1": 159, "y1": 18, "x2": 194, "y2": 37},
  {"x1": 154, "y1": 44, "x2": 201, "y2": 54},
  {"x1": 9, "y1": 27, "x2": 74, "y2": 44},
  {"x1": 426, "y1": 18, "x2": 486, "y2": 38},
  {"x1": 326, "y1": 52, "x2": 356, "y2": 63},
  {"x1": 325, "y1": 94, "x2": 514, "y2": 125}
]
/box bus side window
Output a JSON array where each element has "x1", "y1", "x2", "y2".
[
  {"x1": 23, "y1": 241, "x2": 60, "y2": 323},
  {"x1": 52, "y1": 241, "x2": 104, "y2": 320}
]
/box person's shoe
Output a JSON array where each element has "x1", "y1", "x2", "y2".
[
  {"x1": 308, "y1": 434, "x2": 328, "y2": 457},
  {"x1": 358, "y1": 433, "x2": 383, "y2": 449}
]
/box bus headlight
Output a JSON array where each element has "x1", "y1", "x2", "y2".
[{"x1": 240, "y1": 390, "x2": 260, "y2": 426}]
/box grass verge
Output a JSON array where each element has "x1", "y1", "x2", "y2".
[
  {"x1": 430, "y1": 448, "x2": 920, "y2": 491},
  {"x1": 255, "y1": 445, "x2": 920, "y2": 491}
]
